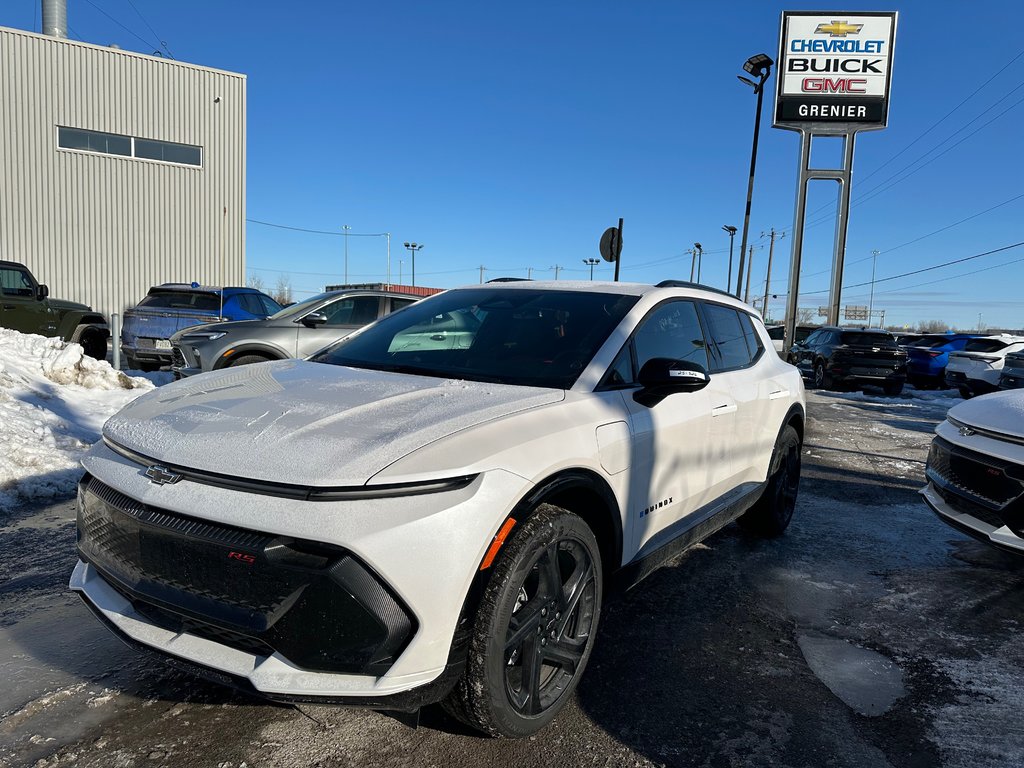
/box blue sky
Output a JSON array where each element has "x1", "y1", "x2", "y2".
[{"x1": 4, "y1": 1, "x2": 1023, "y2": 329}]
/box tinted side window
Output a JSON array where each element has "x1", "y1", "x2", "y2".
[
  {"x1": 391, "y1": 297, "x2": 416, "y2": 313},
  {"x1": 0, "y1": 267, "x2": 35, "y2": 296},
  {"x1": 238, "y1": 294, "x2": 263, "y2": 315},
  {"x1": 320, "y1": 296, "x2": 380, "y2": 326},
  {"x1": 260, "y1": 295, "x2": 284, "y2": 315},
  {"x1": 804, "y1": 330, "x2": 822, "y2": 346},
  {"x1": 702, "y1": 304, "x2": 751, "y2": 371},
  {"x1": 740, "y1": 313, "x2": 764, "y2": 361},
  {"x1": 633, "y1": 301, "x2": 709, "y2": 371}
]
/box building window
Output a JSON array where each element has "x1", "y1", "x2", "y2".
[{"x1": 57, "y1": 126, "x2": 202, "y2": 167}]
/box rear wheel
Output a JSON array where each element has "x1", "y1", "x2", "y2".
[
  {"x1": 739, "y1": 425, "x2": 801, "y2": 537},
  {"x1": 958, "y1": 386, "x2": 973, "y2": 399},
  {"x1": 444, "y1": 504, "x2": 602, "y2": 737},
  {"x1": 813, "y1": 361, "x2": 832, "y2": 390},
  {"x1": 79, "y1": 329, "x2": 108, "y2": 361},
  {"x1": 883, "y1": 381, "x2": 904, "y2": 396}
]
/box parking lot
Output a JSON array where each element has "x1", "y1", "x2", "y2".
[{"x1": 3, "y1": 387, "x2": 1024, "y2": 768}]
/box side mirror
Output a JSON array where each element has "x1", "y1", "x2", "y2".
[
  {"x1": 36, "y1": 284, "x2": 49, "y2": 301},
  {"x1": 301, "y1": 312, "x2": 328, "y2": 328},
  {"x1": 634, "y1": 358, "x2": 710, "y2": 407}
]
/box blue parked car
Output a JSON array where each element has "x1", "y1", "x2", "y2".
[
  {"x1": 906, "y1": 333, "x2": 981, "y2": 389},
  {"x1": 121, "y1": 284, "x2": 283, "y2": 370}
]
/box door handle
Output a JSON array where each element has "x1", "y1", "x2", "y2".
[
  {"x1": 431, "y1": 334, "x2": 446, "y2": 341},
  {"x1": 2, "y1": 304, "x2": 13, "y2": 310},
  {"x1": 711, "y1": 403, "x2": 737, "y2": 416},
  {"x1": 769, "y1": 389, "x2": 790, "y2": 400}
]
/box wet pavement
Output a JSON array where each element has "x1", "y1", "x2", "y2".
[{"x1": 3, "y1": 389, "x2": 1024, "y2": 767}]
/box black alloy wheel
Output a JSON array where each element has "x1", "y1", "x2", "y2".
[
  {"x1": 444, "y1": 504, "x2": 602, "y2": 737},
  {"x1": 813, "y1": 361, "x2": 831, "y2": 390},
  {"x1": 740, "y1": 425, "x2": 802, "y2": 537}
]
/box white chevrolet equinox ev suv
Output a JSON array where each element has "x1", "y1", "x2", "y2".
[{"x1": 72, "y1": 280, "x2": 806, "y2": 737}]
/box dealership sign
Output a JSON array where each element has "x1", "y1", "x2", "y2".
[{"x1": 774, "y1": 11, "x2": 897, "y2": 131}]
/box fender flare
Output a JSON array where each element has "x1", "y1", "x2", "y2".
[{"x1": 212, "y1": 344, "x2": 289, "y2": 370}]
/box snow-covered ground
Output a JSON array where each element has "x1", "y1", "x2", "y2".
[{"x1": 0, "y1": 329, "x2": 167, "y2": 510}]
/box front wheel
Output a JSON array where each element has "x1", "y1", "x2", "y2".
[
  {"x1": 444, "y1": 504, "x2": 602, "y2": 737},
  {"x1": 739, "y1": 425, "x2": 802, "y2": 537},
  {"x1": 813, "y1": 362, "x2": 832, "y2": 390},
  {"x1": 883, "y1": 381, "x2": 904, "y2": 396}
]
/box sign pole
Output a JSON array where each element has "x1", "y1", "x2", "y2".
[
  {"x1": 614, "y1": 217, "x2": 623, "y2": 282},
  {"x1": 827, "y1": 133, "x2": 857, "y2": 326},
  {"x1": 784, "y1": 130, "x2": 812, "y2": 353}
]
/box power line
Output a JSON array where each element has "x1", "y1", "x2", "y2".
[
  {"x1": 80, "y1": 0, "x2": 156, "y2": 50},
  {"x1": 247, "y1": 218, "x2": 386, "y2": 236},
  {"x1": 125, "y1": 0, "x2": 174, "y2": 58}
]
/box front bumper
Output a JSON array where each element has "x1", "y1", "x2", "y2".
[
  {"x1": 72, "y1": 441, "x2": 530, "y2": 698},
  {"x1": 921, "y1": 483, "x2": 1024, "y2": 554},
  {"x1": 945, "y1": 370, "x2": 998, "y2": 395},
  {"x1": 121, "y1": 342, "x2": 174, "y2": 366}
]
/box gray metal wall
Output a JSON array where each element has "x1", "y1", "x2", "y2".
[{"x1": 0, "y1": 26, "x2": 245, "y2": 322}]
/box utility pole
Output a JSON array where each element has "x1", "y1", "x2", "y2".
[
  {"x1": 398, "y1": 260, "x2": 404, "y2": 285},
  {"x1": 552, "y1": 265, "x2": 562, "y2": 280},
  {"x1": 687, "y1": 248, "x2": 697, "y2": 281},
  {"x1": 868, "y1": 249, "x2": 880, "y2": 323},
  {"x1": 527, "y1": 267, "x2": 533, "y2": 279},
  {"x1": 342, "y1": 224, "x2": 351, "y2": 285},
  {"x1": 478, "y1": 265, "x2": 486, "y2": 283},
  {"x1": 761, "y1": 228, "x2": 784, "y2": 322},
  {"x1": 744, "y1": 245, "x2": 757, "y2": 303}
]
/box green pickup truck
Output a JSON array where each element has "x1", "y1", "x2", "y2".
[{"x1": 0, "y1": 260, "x2": 109, "y2": 359}]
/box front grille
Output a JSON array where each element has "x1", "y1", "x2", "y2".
[
  {"x1": 927, "y1": 438, "x2": 1023, "y2": 507},
  {"x1": 171, "y1": 346, "x2": 187, "y2": 367},
  {"x1": 935, "y1": 485, "x2": 1007, "y2": 529},
  {"x1": 78, "y1": 477, "x2": 416, "y2": 674}
]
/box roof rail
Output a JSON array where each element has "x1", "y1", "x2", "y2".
[
  {"x1": 655, "y1": 280, "x2": 737, "y2": 300},
  {"x1": 486, "y1": 277, "x2": 533, "y2": 283}
]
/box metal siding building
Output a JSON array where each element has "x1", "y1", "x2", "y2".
[{"x1": 0, "y1": 26, "x2": 245, "y2": 322}]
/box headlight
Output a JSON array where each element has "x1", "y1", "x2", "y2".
[{"x1": 181, "y1": 332, "x2": 227, "y2": 342}]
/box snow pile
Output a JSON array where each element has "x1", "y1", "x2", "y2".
[{"x1": 0, "y1": 329, "x2": 155, "y2": 510}]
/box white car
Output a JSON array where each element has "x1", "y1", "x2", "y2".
[
  {"x1": 921, "y1": 390, "x2": 1024, "y2": 554},
  {"x1": 71, "y1": 280, "x2": 805, "y2": 737},
  {"x1": 945, "y1": 334, "x2": 1024, "y2": 398}
]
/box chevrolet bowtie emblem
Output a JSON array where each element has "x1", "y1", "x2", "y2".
[
  {"x1": 815, "y1": 20, "x2": 864, "y2": 37},
  {"x1": 958, "y1": 425, "x2": 976, "y2": 437},
  {"x1": 145, "y1": 465, "x2": 183, "y2": 485}
]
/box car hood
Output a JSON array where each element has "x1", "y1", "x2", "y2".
[
  {"x1": 102, "y1": 359, "x2": 564, "y2": 486},
  {"x1": 948, "y1": 390, "x2": 1024, "y2": 440},
  {"x1": 49, "y1": 297, "x2": 92, "y2": 313}
]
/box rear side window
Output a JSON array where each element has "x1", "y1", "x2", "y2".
[
  {"x1": 259, "y1": 295, "x2": 284, "y2": 315},
  {"x1": 391, "y1": 297, "x2": 416, "y2": 313},
  {"x1": 702, "y1": 303, "x2": 752, "y2": 371},
  {"x1": 238, "y1": 294, "x2": 264, "y2": 315},
  {"x1": 139, "y1": 291, "x2": 220, "y2": 312}
]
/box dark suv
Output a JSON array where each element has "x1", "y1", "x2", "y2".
[
  {"x1": 0, "y1": 260, "x2": 109, "y2": 358},
  {"x1": 791, "y1": 326, "x2": 907, "y2": 395},
  {"x1": 121, "y1": 284, "x2": 282, "y2": 370}
]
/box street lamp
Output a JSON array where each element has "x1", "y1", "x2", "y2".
[
  {"x1": 583, "y1": 258, "x2": 600, "y2": 280},
  {"x1": 403, "y1": 242, "x2": 424, "y2": 287},
  {"x1": 722, "y1": 225, "x2": 737, "y2": 292},
  {"x1": 694, "y1": 242, "x2": 704, "y2": 283},
  {"x1": 735, "y1": 52, "x2": 773, "y2": 299}
]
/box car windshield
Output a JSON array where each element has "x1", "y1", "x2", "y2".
[
  {"x1": 309, "y1": 288, "x2": 639, "y2": 388},
  {"x1": 840, "y1": 332, "x2": 894, "y2": 346},
  {"x1": 139, "y1": 290, "x2": 220, "y2": 312},
  {"x1": 965, "y1": 338, "x2": 1011, "y2": 353},
  {"x1": 267, "y1": 291, "x2": 337, "y2": 320}
]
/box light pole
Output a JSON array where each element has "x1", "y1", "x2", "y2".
[
  {"x1": 735, "y1": 53, "x2": 773, "y2": 299},
  {"x1": 403, "y1": 242, "x2": 423, "y2": 287},
  {"x1": 722, "y1": 225, "x2": 737, "y2": 292},
  {"x1": 342, "y1": 224, "x2": 351, "y2": 285},
  {"x1": 868, "y1": 249, "x2": 880, "y2": 325},
  {"x1": 398, "y1": 260, "x2": 404, "y2": 285},
  {"x1": 583, "y1": 258, "x2": 600, "y2": 280},
  {"x1": 694, "y1": 242, "x2": 704, "y2": 283}
]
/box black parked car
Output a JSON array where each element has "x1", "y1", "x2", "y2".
[{"x1": 791, "y1": 326, "x2": 907, "y2": 395}]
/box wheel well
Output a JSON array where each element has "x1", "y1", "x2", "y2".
[
  {"x1": 214, "y1": 347, "x2": 281, "y2": 369},
  {"x1": 519, "y1": 470, "x2": 622, "y2": 587},
  {"x1": 785, "y1": 406, "x2": 805, "y2": 444}
]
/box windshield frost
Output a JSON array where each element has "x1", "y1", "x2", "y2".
[{"x1": 309, "y1": 288, "x2": 639, "y2": 388}]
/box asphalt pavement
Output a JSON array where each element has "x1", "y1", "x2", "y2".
[{"x1": 2, "y1": 389, "x2": 1023, "y2": 768}]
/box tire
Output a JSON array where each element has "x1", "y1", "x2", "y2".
[
  {"x1": 882, "y1": 381, "x2": 904, "y2": 396},
  {"x1": 79, "y1": 330, "x2": 107, "y2": 361},
  {"x1": 739, "y1": 425, "x2": 801, "y2": 538},
  {"x1": 443, "y1": 504, "x2": 603, "y2": 738},
  {"x1": 959, "y1": 386, "x2": 973, "y2": 400},
  {"x1": 227, "y1": 354, "x2": 272, "y2": 367},
  {"x1": 813, "y1": 361, "x2": 832, "y2": 390}
]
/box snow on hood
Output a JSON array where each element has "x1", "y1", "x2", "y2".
[
  {"x1": 948, "y1": 389, "x2": 1024, "y2": 440},
  {"x1": 0, "y1": 329, "x2": 153, "y2": 509},
  {"x1": 102, "y1": 360, "x2": 564, "y2": 486}
]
